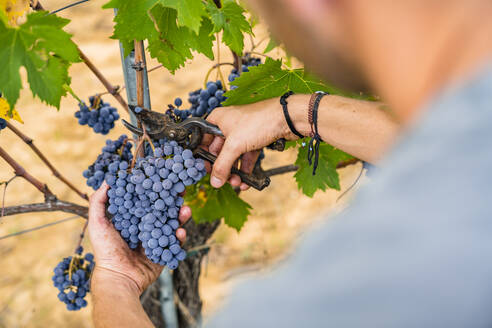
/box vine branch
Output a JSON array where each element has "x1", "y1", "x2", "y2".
[
  {"x1": 264, "y1": 159, "x2": 360, "y2": 177},
  {"x1": 0, "y1": 146, "x2": 55, "y2": 199},
  {"x1": 6, "y1": 121, "x2": 88, "y2": 201},
  {"x1": 78, "y1": 49, "x2": 129, "y2": 113},
  {"x1": 1, "y1": 201, "x2": 88, "y2": 219}
]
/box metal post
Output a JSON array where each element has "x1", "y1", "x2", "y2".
[{"x1": 115, "y1": 11, "x2": 179, "y2": 327}]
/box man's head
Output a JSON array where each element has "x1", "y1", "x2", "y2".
[
  {"x1": 246, "y1": 0, "x2": 368, "y2": 92},
  {"x1": 246, "y1": 0, "x2": 492, "y2": 122}
]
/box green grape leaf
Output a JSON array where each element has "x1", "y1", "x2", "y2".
[
  {"x1": 159, "y1": 0, "x2": 206, "y2": 34},
  {"x1": 294, "y1": 143, "x2": 353, "y2": 197},
  {"x1": 206, "y1": 0, "x2": 252, "y2": 55},
  {"x1": 147, "y1": 6, "x2": 195, "y2": 72},
  {"x1": 186, "y1": 178, "x2": 251, "y2": 231},
  {"x1": 103, "y1": 0, "x2": 158, "y2": 49},
  {"x1": 223, "y1": 58, "x2": 342, "y2": 106},
  {"x1": 187, "y1": 17, "x2": 216, "y2": 60},
  {"x1": 263, "y1": 37, "x2": 278, "y2": 53},
  {"x1": 105, "y1": 0, "x2": 215, "y2": 72},
  {"x1": 0, "y1": 11, "x2": 79, "y2": 108}
]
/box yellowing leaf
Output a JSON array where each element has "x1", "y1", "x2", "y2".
[
  {"x1": 0, "y1": 0, "x2": 29, "y2": 25},
  {"x1": 0, "y1": 97, "x2": 23, "y2": 123}
]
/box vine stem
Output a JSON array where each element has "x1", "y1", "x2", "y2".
[
  {"x1": 78, "y1": 49, "x2": 129, "y2": 113},
  {"x1": 0, "y1": 146, "x2": 55, "y2": 199},
  {"x1": 264, "y1": 159, "x2": 360, "y2": 177},
  {"x1": 215, "y1": 33, "x2": 228, "y2": 91},
  {"x1": 203, "y1": 63, "x2": 235, "y2": 89},
  {"x1": 6, "y1": 121, "x2": 89, "y2": 201},
  {"x1": 1, "y1": 201, "x2": 88, "y2": 218}
]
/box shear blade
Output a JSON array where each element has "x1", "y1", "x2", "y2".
[{"x1": 122, "y1": 119, "x2": 144, "y2": 136}]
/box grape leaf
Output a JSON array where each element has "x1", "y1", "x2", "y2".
[
  {"x1": 187, "y1": 17, "x2": 215, "y2": 60},
  {"x1": 263, "y1": 37, "x2": 277, "y2": 54},
  {"x1": 205, "y1": 0, "x2": 252, "y2": 55},
  {"x1": 104, "y1": 1, "x2": 215, "y2": 72},
  {"x1": 159, "y1": 0, "x2": 206, "y2": 34},
  {"x1": 186, "y1": 178, "x2": 251, "y2": 231},
  {"x1": 294, "y1": 143, "x2": 353, "y2": 197},
  {"x1": 0, "y1": 11, "x2": 79, "y2": 108},
  {"x1": 0, "y1": 97, "x2": 22, "y2": 122},
  {"x1": 223, "y1": 58, "x2": 342, "y2": 106},
  {"x1": 0, "y1": 0, "x2": 29, "y2": 24},
  {"x1": 103, "y1": 0, "x2": 158, "y2": 48}
]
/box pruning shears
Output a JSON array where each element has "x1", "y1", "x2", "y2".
[{"x1": 122, "y1": 105, "x2": 285, "y2": 191}]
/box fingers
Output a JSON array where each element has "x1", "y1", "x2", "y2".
[
  {"x1": 88, "y1": 182, "x2": 110, "y2": 229},
  {"x1": 240, "y1": 151, "x2": 260, "y2": 174},
  {"x1": 208, "y1": 136, "x2": 224, "y2": 156},
  {"x1": 88, "y1": 182, "x2": 125, "y2": 250},
  {"x1": 176, "y1": 228, "x2": 186, "y2": 243},
  {"x1": 178, "y1": 206, "x2": 191, "y2": 224},
  {"x1": 210, "y1": 138, "x2": 242, "y2": 188}
]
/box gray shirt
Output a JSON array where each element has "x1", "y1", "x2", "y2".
[{"x1": 208, "y1": 65, "x2": 492, "y2": 328}]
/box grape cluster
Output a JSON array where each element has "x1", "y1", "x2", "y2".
[
  {"x1": 52, "y1": 247, "x2": 95, "y2": 311},
  {"x1": 106, "y1": 139, "x2": 207, "y2": 269},
  {"x1": 172, "y1": 57, "x2": 262, "y2": 121},
  {"x1": 75, "y1": 96, "x2": 120, "y2": 135},
  {"x1": 227, "y1": 56, "x2": 262, "y2": 87},
  {"x1": 83, "y1": 135, "x2": 133, "y2": 190},
  {"x1": 173, "y1": 80, "x2": 226, "y2": 120},
  {"x1": 0, "y1": 118, "x2": 6, "y2": 130}
]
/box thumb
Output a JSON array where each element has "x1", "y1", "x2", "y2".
[{"x1": 210, "y1": 138, "x2": 242, "y2": 188}]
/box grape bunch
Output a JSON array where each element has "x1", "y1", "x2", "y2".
[
  {"x1": 52, "y1": 246, "x2": 95, "y2": 311},
  {"x1": 75, "y1": 96, "x2": 120, "y2": 135},
  {"x1": 172, "y1": 57, "x2": 263, "y2": 121},
  {"x1": 106, "y1": 139, "x2": 207, "y2": 269},
  {"x1": 83, "y1": 135, "x2": 133, "y2": 190},
  {"x1": 228, "y1": 56, "x2": 262, "y2": 87},
  {"x1": 173, "y1": 80, "x2": 226, "y2": 120},
  {"x1": 0, "y1": 118, "x2": 6, "y2": 131}
]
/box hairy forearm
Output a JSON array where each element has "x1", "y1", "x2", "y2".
[
  {"x1": 92, "y1": 268, "x2": 154, "y2": 328},
  {"x1": 286, "y1": 94, "x2": 400, "y2": 163}
]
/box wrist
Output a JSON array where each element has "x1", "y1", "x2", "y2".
[
  {"x1": 277, "y1": 94, "x2": 312, "y2": 140},
  {"x1": 91, "y1": 266, "x2": 141, "y2": 298}
]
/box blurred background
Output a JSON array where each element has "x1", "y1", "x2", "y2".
[{"x1": 0, "y1": 1, "x2": 364, "y2": 327}]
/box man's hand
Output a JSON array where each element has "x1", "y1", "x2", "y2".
[
  {"x1": 88, "y1": 182, "x2": 192, "y2": 295},
  {"x1": 204, "y1": 98, "x2": 293, "y2": 189}
]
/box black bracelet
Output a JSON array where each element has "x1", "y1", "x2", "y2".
[
  {"x1": 308, "y1": 91, "x2": 328, "y2": 175},
  {"x1": 280, "y1": 91, "x2": 304, "y2": 138}
]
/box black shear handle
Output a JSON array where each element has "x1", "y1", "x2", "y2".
[{"x1": 194, "y1": 148, "x2": 271, "y2": 191}]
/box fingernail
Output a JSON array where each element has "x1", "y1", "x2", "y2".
[{"x1": 210, "y1": 176, "x2": 223, "y2": 188}]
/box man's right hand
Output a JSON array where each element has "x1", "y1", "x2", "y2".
[{"x1": 204, "y1": 97, "x2": 295, "y2": 189}]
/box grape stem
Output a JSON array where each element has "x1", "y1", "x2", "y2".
[
  {"x1": 203, "y1": 62, "x2": 235, "y2": 89},
  {"x1": 215, "y1": 33, "x2": 228, "y2": 92},
  {"x1": 130, "y1": 123, "x2": 154, "y2": 169}
]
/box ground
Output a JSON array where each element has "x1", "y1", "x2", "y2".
[{"x1": 0, "y1": 1, "x2": 364, "y2": 327}]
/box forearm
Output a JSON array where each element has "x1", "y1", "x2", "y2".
[
  {"x1": 286, "y1": 94, "x2": 400, "y2": 163},
  {"x1": 92, "y1": 268, "x2": 154, "y2": 328}
]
